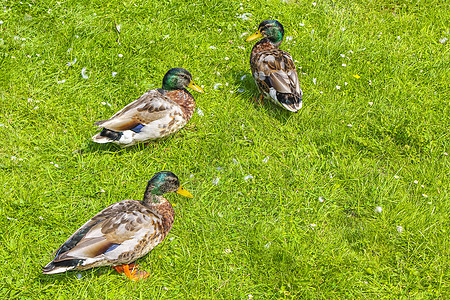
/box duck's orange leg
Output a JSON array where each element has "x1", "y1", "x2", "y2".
[
  {"x1": 112, "y1": 263, "x2": 138, "y2": 274},
  {"x1": 112, "y1": 264, "x2": 149, "y2": 281}
]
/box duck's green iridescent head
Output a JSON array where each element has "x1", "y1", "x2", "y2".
[
  {"x1": 162, "y1": 68, "x2": 204, "y2": 93},
  {"x1": 245, "y1": 20, "x2": 284, "y2": 44},
  {"x1": 146, "y1": 171, "x2": 193, "y2": 198}
]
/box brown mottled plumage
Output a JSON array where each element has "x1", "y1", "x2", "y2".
[
  {"x1": 246, "y1": 20, "x2": 302, "y2": 112},
  {"x1": 92, "y1": 68, "x2": 203, "y2": 147},
  {"x1": 43, "y1": 171, "x2": 193, "y2": 281}
]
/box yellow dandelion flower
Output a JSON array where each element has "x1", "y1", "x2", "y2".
[{"x1": 353, "y1": 74, "x2": 361, "y2": 79}]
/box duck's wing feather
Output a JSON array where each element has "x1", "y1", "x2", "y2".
[
  {"x1": 94, "y1": 90, "x2": 178, "y2": 132},
  {"x1": 50, "y1": 200, "x2": 162, "y2": 263},
  {"x1": 253, "y1": 49, "x2": 302, "y2": 97}
]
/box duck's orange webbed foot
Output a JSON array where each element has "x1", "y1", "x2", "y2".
[
  {"x1": 112, "y1": 264, "x2": 149, "y2": 281},
  {"x1": 112, "y1": 263, "x2": 137, "y2": 274}
]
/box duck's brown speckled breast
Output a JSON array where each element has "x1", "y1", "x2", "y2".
[{"x1": 164, "y1": 89, "x2": 196, "y2": 122}]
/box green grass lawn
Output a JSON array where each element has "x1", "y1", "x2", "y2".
[{"x1": 1, "y1": 0, "x2": 449, "y2": 298}]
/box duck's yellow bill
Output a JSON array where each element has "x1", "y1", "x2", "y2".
[
  {"x1": 245, "y1": 30, "x2": 263, "y2": 42},
  {"x1": 176, "y1": 185, "x2": 193, "y2": 198},
  {"x1": 188, "y1": 81, "x2": 204, "y2": 93}
]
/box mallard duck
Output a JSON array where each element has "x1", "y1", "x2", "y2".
[
  {"x1": 42, "y1": 171, "x2": 193, "y2": 281},
  {"x1": 245, "y1": 20, "x2": 302, "y2": 112},
  {"x1": 92, "y1": 68, "x2": 204, "y2": 147}
]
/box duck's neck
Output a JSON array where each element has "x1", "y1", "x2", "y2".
[
  {"x1": 259, "y1": 37, "x2": 282, "y2": 48},
  {"x1": 143, "y1": 182, "x2": 163, "y2": 204},
  {"x1": 251, "y1": 38, "x2": 282, "y2": 60},
  {"x1": 142, "y1": 187, "x2": 175, "y2": 233}
]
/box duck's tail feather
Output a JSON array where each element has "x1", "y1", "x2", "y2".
[
  {"x1": 92, "y1": 128, "x2": 123, "y2": 144},
  {"x1": 42, "y1": 259, "x2": 84, "y2": 275},
  {"x1": 277, "y1": 93, "x2": 302, "y2": 112}
]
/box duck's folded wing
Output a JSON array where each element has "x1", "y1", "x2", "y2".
[
  {"x1": 256, "y1": 50, "x2": 302, "y2": 97},
  {"x1": 94, "y1": 90, "x2": 176, "y2": 131},
  {"x1": 50, "y1": 201, "x2": 161, "y2": 263}
]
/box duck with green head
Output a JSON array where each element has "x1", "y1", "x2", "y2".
[
  {"x1": 246, "y1": 20, "x2": 303, "y2": 112},
  {"x1": 43, "y1": 171, "x2": 193, "y2": 281},
  {"x1": 92, "y1": 68, "x2": 204, "y2": 146}
]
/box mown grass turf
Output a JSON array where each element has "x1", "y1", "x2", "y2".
[{"x1": 1, "y1": 0, "x2": 449, "y2": 298}]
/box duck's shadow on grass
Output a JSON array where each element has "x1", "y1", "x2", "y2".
[
  {"x1": 226, "y1": 70, "x2": 295, "y2": 124},
  {"x1": 36, "y1": 267, "x2": 117, "y2": 284},
  {"x1": 78, "y1": 138, "x2": 167, "y2": 155}
]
